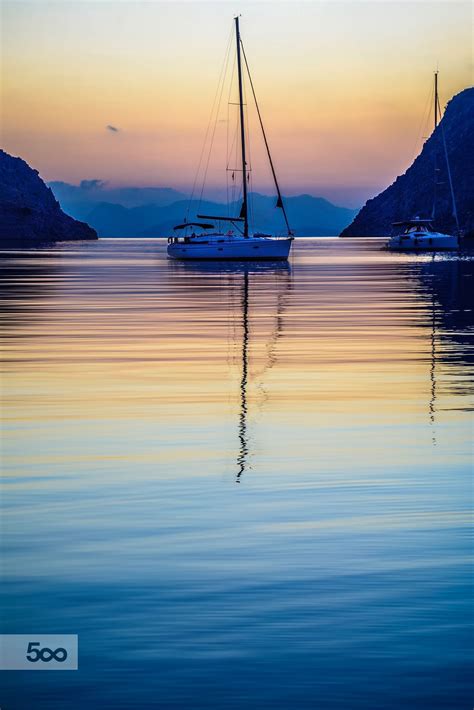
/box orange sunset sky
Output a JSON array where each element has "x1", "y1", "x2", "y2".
[{"x1": 1, "y1": 0, "x2": 472, "y2": 206}]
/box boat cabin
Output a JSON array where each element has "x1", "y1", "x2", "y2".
[
  {"x1": 392, "y1": 219, "x2": 435, "y2": 235},
  {"x1": 168, "y1": 222, "x2": 217, "y2": 244},
  {"x1": 168, "y1": 218, "x2": 245, "y2": 244}
]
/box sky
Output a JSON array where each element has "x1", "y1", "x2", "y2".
[{"x1": 1, "y1": 0, "x2": 472, "y2": 207}]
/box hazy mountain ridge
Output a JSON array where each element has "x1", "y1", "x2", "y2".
[
  {"x1": 49, "y1": 181, "x2": 188, "y2": 211},
  {"x1": 49, "y1": 182, "x2": 358, "y2": 237},
  {"x1": 340, "y1": 88, "x2": 474, "y2": 238},
  {"x1": 0, "y1": 150, "x2": 97, "y2": 246}
]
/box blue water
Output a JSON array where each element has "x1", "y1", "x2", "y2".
[{"x1": 1, "y1": 238, "x2": 472, "y2": 708}]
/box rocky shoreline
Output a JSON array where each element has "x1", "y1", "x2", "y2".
[
  {"x1": 0, "y1": 150, "x2": 97, "y2": 247},
  {"x1": 340, "y1": 88, "x2": 474, "y2": 239}
]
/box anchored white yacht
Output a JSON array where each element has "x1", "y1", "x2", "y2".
[
  {"x1": 387, "y1": 71, "x2": 460, "y2": 252},
  {"x1": 168, "y1": 17, "x2": 293, "y2": 261},
  {"x1": 168, "y1": 225, "x2": 292, "y2": 260},
  {"x1": 387, "y1": 218, "x2": 459, "y2": 251}
]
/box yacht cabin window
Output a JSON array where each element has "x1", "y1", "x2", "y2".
[{"x1": 404, "y1": 224, "x2": 433, "y2": 234}]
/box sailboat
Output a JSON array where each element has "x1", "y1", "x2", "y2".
[
  {"x1": 387, "y1": 71, "x2": 460, "y2": 252},
  {"x1": 167, "y1": 17, "x2": 294, "y2": 261}
]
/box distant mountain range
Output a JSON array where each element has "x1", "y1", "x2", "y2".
[
  {"x1": 341, "y1": 87, "x2": 474, "y2": 238},
  {"x1": 49, "y1": 181, "x2": 358, "y2": 238}
]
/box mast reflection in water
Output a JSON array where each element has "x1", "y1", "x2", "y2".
[
  {"x1": 170, "y1": 258, "x2": 291, "y2": 481},
  {"x1": 237, "y1": 269, "x2": 250, "y2": 480},
  {"x1": 235, "y1": 263, "x2": 291, "y2": 480}
]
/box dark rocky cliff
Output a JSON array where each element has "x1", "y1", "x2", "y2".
[
  {"x1": 0, "y1": 150, "x2": 97, "y2": 246},
  {"x1": 340, "y1": 87, "x2": 474, "y2": 238}
]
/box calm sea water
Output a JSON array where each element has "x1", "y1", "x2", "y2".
[{"x1": 1, "y1": 238, "x2": 472, "y2": 709}]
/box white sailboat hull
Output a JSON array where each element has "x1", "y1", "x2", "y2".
[
  {"x1": 167, "y1": 235, "x2": 293, "y2": 260},
  {"x1": 387, "y1": 231, "x2": 459, "y2": 251}
]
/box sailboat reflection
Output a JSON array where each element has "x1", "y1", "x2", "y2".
[
  {"x1": 234, "y1": 262, "x2": 292, "y2": 480},
  {"x1": 237, "y1": 269, "x2": 250, "y2": 479},
  {"x1": 168, "y1": 259, "x2": 292, "y2": 481},
  {"x1": 429, "y1": 286, "x2": 437, "y2": 445},
  {"x1": 419, "y1": 252, "x2": 471, "y2": 446}
]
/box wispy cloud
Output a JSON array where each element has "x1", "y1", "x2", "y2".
[{"x1": 80, "y1": 179, "x2": 106, "y2": 191}]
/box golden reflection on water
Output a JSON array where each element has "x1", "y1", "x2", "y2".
[{"x1": 1, "y1": 238, "x2": 472, "y2": 487}]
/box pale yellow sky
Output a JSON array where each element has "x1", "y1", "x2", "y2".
[{"x1": 1, "y1": 0, "x2": 472, "y2": 205}]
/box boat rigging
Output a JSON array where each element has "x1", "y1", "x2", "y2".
[
  {"x1": 387, "y1": 70, "x2": 460, "y2": 252},
  {"x1": 167, "y1": 17, "x2": 294, "y2": 260}
]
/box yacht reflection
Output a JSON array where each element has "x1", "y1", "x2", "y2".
[
  {"x1": 168, "y1": 259, "x2": 292, "y2": 481},
  {"x1": 237, "y1": 269, "x2": 250, "y2": 480},
  {"x1": 429, "y1": 287, "x2": 437, "y2": 445},
  {"x1": 417, "y1": 252, "x2": 474, "y2": 444}
]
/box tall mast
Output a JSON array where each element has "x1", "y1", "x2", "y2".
[
  {"x1": 235, "y1": 16, "x2": 249, "y2": 238},
  {"x1": 433, "y1": 69, "x2": 460, "y2": 234},
  {"x1": 432, "y1": 70, "x2": 439, "y2": 220}
]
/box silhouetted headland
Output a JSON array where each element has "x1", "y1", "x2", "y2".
[
  {"x1": 0, "y1": 149, "x2": 97, "y2": 247},
  {"x1": 340, "y1": 88, "x2": 474, "y2": 238}
]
